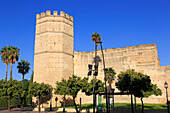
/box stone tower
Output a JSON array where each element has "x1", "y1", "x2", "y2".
[{"x1": 34, "y1": 10, "x2": 74, "y2": 107}]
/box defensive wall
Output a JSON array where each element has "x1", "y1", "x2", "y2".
[
  {"x1": 34, "y1": 10, "x2": 74, "y2": 107},
  {"x1": 74, "y1": 43, "x2": 170, "y2": 104},
  {"x1": 34, "y1": 10, "x2": 170, "y2": 108}
]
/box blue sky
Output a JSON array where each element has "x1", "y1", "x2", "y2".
[{"x1": 0, "y1": 0, "x2": 170, "y2": 81}]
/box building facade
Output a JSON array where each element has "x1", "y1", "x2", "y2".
[{"x1": 34, "y1": 10, "x2": 170, "y2": 107}]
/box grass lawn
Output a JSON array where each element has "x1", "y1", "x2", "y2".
[{"x1": 55, "y1": 103, "x2": 167, "y2": 110}]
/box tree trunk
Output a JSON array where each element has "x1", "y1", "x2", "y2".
[
  {"x1": 131, "y1": 93, "x2": 134, "y2": 113},
  {"x1": 10, "y1": 63, "x2": 13, "y2": 80},
  {"x1": 22, "y1": 74, "x2": 24, "y2": 91},
  {"x1": 141, "y1": 98, "x2": 144, "y2": 113},
  {"x1": 109, "y1": 81, "x2": 111, "y2": 111},
  {"x1": 21, "y1": 74, "x2": 24, "y2": 108},
  {"x1": 73, "y1": 97, "x2": 79, "y2": 113},
  {"x1": 5, "y1": 64, "x2": 8, "y2": 81},
  {"x1": 8, "y1": 98, "x2": 10, "y2": 113},
  {"x1": 38, "y1": 96, "x2": 40, "y2": 113},
  {"x1": 63, "y1": 95, "x2": 66, "y2": 112},
  {"x1": 134, "y1": 96, "x2": 136, "y2": 113}
]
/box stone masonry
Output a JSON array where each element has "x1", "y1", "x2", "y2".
[
  {"x1": 74, "y1": 44, "x2": 170, "y2": 104},
  {"x1": 34, "y1": 10, "x2": 170, "y2": 107},
  {"x1": 34, "y1": 10, "x2": 74, "y2": 107}
]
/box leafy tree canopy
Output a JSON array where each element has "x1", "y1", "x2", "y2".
[
  {"x1": 8, "y1": 46, "x2": 20, "y2": 64},
  {"x1": 67, "y1": 75, "x2": 88, "y2": 98},
  {"x1": 0, "y1": 46, "x2": 10, "y2": 65},
  {"x1": 115, "y1": 69, "x2": 138, "y2": 93},
  {"x1": 29, "y1": 82, "x2": 52, "y2": 98},
  {"x1": 23, "y1": 79, "x2": 29, "y2": 91},
  {"x1": 105, "y1": 68, "x2": 116, "y2": 83},
  {"x1": 0, "y1": 79, "x2": 23, "y2": 99},
  {"x1": 66, "y1": 75, "x2": 88, "y2": 113},
  {"x1": 82, "y1": 78, "x2": 105, "y2": 95},
  {"x1": 17, "y1": 60, "x2": 30, "y2": 75},
  {"x1": 134, "y1": 79, "x2": 162, "y2": 98},
  {"x1": 55, "y1": 78, "x2": 69, "y2": 96},
  {"x1": 91, "y1": 32, "x2": 102, "y2": 45}
]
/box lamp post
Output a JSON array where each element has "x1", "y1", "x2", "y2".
[
  {"x1": 93, "y1": 42, "x2": 97, "y2": 113},
  {"x1": 164, "y1": 82, "x2": 169, "y2": 113},
  {"x1": 99, "y1": 41, "x2": 109, "y2": 113},
  {"x1": 50, "y1": 90, "x2": 52, "y2": 111},
  {"x1": 88, "y1": 64, "x2": 98, "y2": 113},
  {"x1": 109, "y1": 75, "x2": 114, "y2": 112}
]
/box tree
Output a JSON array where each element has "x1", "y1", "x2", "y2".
[
  {"x1": 115, "y1": 69, "x2": 138, "y2": 113},
  {"x1": 0, "y1": 79, "x2": 22, "y2": 113},
  {"x1": 105, "y1": 68, "x2": 116, "y2": 92},
  {"x1": 8, "y1": 46, "x2": 20, "y2": 80},
  {"x1": 28, "y1": 71, "x2": 34, "y2": 106},
  {"x1": 29, "y1": 82, "x2": 52, "y2": 113},
  {"x1": 67, "y1": 75, "x2": 88, "y2": 113},
  {"x1": 55, "y1": 78, "x2": 69, "y2": 112},
  {"x1": 91, "y1": 32, "x2": 102, "y2": 46},
  {"x1": 133, "y1": 73, "x2": 162, "y2": 113},
  {"x1": 17, "y1": 60, "x2": 30, "y2": 90},
  {"x1": 22, "y1": 79, "x2": 30, "y2": 105},
  {"x1": 82, "y1": 78, "x2": 105, "y2": 96},
  {"x1": 0, "y1": 46, "x2": 10, "y2": 81},
  {"x1": 116, "y1": 70, "x2": 162, "y2": 113},
  {"x1": 17, "y1": 60, "x2": 30, "y2": 107}
]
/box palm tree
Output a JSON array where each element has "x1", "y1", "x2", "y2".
[
  {"x1": 8, "y1": 46, "x2": 20, "y2": 80},
  {"x1": 91, "y1": 32, "x2": 102, "y2": 45},
  {"x1": 17, "y1": 60, "x2": 30, "y2": 89},
  {"x1": 105, "y1": 68, "x2": 116, "y2": 92},
  {"x1": 91, "y1": 32, "x2": 102, "y2": 113},
  {"x1": 17, "y1": 60, "x2": 30, "y2": 107},
  {"x1": 0, "y1": 46, "x2": 10, "y2": 81}
]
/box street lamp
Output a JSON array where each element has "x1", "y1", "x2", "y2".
[
  {"x1": 109, "y1": 76, "x2": 115, "y2": 113},
  {"x1": 99, "y1": 41, "x2": 109, "y2": 113},
  {"x1": 50, "y1": 90, "x2": 52, "y2": 111},
  {"x1": 164, "y1": 82, "x2": 169, "y2": 113},
  {"x1": 88, "y1": 64, "x2": 98, "y2": 113}
]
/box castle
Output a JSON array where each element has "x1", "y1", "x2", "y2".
[{"x1": 34, "y1": 10, "x2": 170, "y2": 107}]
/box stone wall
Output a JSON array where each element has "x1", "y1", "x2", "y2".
[
  {"x1": 34, "y1": 10, "x2": 74, "y2": 107},
  {"x1": 74, "y1": 44, "x2": 170, "y2": 104}
]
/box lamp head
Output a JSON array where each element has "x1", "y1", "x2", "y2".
[
  {"x1": 164, "y1": 81, "x2": 168, "y2": 89},
  {"x1": 96, "y1": 38, "x2": 102, "y2": 44}
]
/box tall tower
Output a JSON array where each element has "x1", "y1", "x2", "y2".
[{"x1": 34, "y1": 10, "x2": 74, "y2": 107}]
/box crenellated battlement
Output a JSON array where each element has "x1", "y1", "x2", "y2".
[
  {"x1": 74, "y1": 43, "x2": 157, "y2": 54},
  {"x1": 36, "y1": 10, "x2": 73, "y2": 21}
]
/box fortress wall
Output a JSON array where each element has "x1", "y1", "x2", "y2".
[
  {"x1": 160, "y1": 66, "x2": 170, "y2": 98},
  {"x1": 162, "y1": 66, "x2": 170, "y2": 76},
  {"x1": 34, "y1": 33, "x2": 48, "y2": 54},
  {"x1": 62, "y1": 53, "x2": 74, "y2": 80},
  {"x1": 74, "y1": 43, "x2": 169, "y2": 104},
  {"x1": 74, "y1": 44, "x2": 158, "y2": 80},
  {"x1": 34, "y1": 10, "x2": 74, "y2": 107},
  {"x1": 34, "y1": 10, "x2": 170, "y2": 107},
  {"x1": 34, "y1": 54, "x2": 47, "y2": 83}
]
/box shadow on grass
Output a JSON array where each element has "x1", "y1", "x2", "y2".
[{"x1": 51, "y1": 103, "x2": 167, "y2": 111}]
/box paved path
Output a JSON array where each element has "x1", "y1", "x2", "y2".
[{"x1": 0, "y1": 107, "x2": 168, "y2": 113}]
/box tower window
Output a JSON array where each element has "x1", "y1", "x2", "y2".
[{"x1": 54, "y1": 42, "x2": 56, "y2": 46}]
